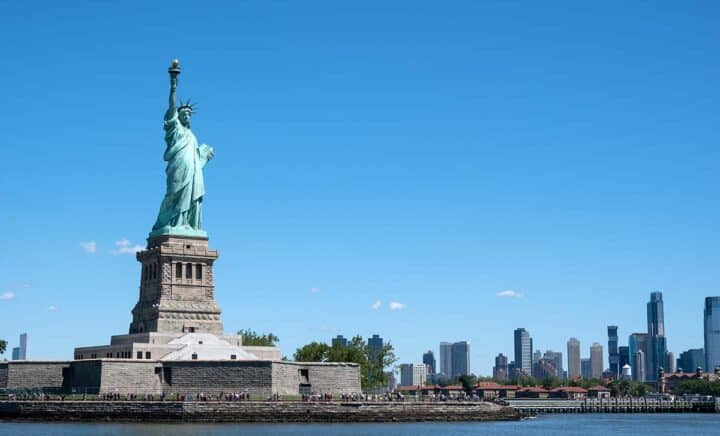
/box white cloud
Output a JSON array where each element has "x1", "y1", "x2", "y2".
[
  {"x1": 80, "y1": 241, "x2": 97, "y2": 254},
  {"x1": 371, "y1": 300, "x2": 382, "y2": 310},
  {"x1": 389, "y1": 301, "x2": 405, "y2": 310},
  {"x1": 310, "y1": 287, "x2": 321, "y2": 294},
  {"x1": 112, "y1": 238, "x2": 144, "y2": 255},
  {"x1": 1, "y1": 292, "x2": 15, "y2": 301},
  {"x1": 48, "y1": 305, "x2": 58, "y2": 311},
  {"x1": 496, "y1": 289, "x2": 523, "y2": 298}
]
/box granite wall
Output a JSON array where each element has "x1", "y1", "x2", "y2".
[
  {"x1": 272, "y1": 362, "x2": 361, "y2": 395},
  {"x1": 99, "y1": 360, "x2": 162, "y2": 395},
  {"x1": 0, "y1": 363, "x2": 8, "y2": 388},
  {"x1": 4, "y1": 361, "x2": 70, "y2": 391},
  {"x1": 161, "y1": 360, "x2": 273, "y2": 395}
]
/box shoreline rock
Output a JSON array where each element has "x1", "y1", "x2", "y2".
[{"x1": 0, "y1": 400, "x2": 520, "y2": 423}]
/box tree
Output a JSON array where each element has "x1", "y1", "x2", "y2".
[
  {"x1": 458, "y1": 374, "x2": 478, "y2": 393},
  {"x1": 294, "y1": 342, "x2": 330, "y2": 362},
  {"x1": 0, "y1": 339, "x2": 6, "y2": 355},
  {"x1": 237, "y1": 329, "x2": 279, "y2": 346},
  {"x1": 293, "y1": 335, "x2": 397, "y2": 390}
]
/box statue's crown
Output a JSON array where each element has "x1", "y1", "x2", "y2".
[{"x1": 178, "y1": 99, "x2": 197, "y2": 114}]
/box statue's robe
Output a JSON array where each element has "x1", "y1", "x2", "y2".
[{"x1": 153, "y1": 110, "x2": 212, "y2": 231}]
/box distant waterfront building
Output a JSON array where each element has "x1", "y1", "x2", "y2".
[
  {"x1": 367, "y1": 334, "x2": 383, "y2": 360},
  {"x1": 648, "y1": 336, "x2": 668, "y2": 381},
  {"x1": 422, "y1": 350, "x2": 436, "y2": 375},
  {"x1": 629, "y1": 333, "x2": 649, "y2": 382},
  {"x1": 581, "y1": 358, "x2": 591, "y2": 380},
  {"x1": 451, "y1": 341, "x2": 470, "y2": 378},
  {"x1": 399, "y1": 363, "x2": 427, "y2": 386},
  {"x1": 619, "y1": 346, "x2": 630, "y2": 369},
  {"x1": 634, "y1": 349, "x2": 646, "y2": 382},
  {"x1": 19, "y1": 333, "x2": 28, "y2": 360},
  {"x1": 647, "y1": 292, "x2": 667, "y2": 381},
  {"x1": 647, "y1": 292, "x2": 665, "y2": 337},
  {"x1": 704, "y1": 297, "x2": 720, "y2": 372},
  {"x1": 590, "y1": 343, "x2": 603, "y2": 379},
  {"x1": 439, "y1": 342, "x2": 452, "y2": 378},
  {"x1": 331, "y1": 335, "x2": 348, "y2": 348},
  {"x1": 10, "y1": 333, "x2": 27, "y2": 361},
  {"x1": 514, "y1": 329, "x2": 533, "y2": 376},
  {"x1": 567, "y1": 338, "x2": 581, "y2": 379},
  {"x1": 665, "y1": 351, "x2": 676, "y2": 373},
  {"x1": 493, "y1": 353, "x2": 509, "y2": 381},
  {"x1": 677, "y1": 348, "x2": 705, "y2": 372},
  {"x1": 608, "y1": 326, "x2": 619, "y2": 378},
  {"x1": 543, "y1": 350, "x2": 563, "y2": 379},
  {"x1": 533, "y1": 358, "x2": 558, "y2": 378}
]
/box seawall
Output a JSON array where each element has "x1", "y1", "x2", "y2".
[{"x1": 0, "y1": 400, "x2": 520, "y2": 423}]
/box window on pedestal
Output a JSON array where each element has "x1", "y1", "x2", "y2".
[
  {"x1": 142, "y1": 265, "x2": 147, "y2": 281},
  {"x1": 185, "y1": 263, "x2": 192, "y2": 279},
  {"x1": 196, "y1": 264, "x2": 202, "y2": 280},
  {"x1": 176, "y1": 263, "x2": 182, "y2": 279},
  {"x1": 146, "y1": 351, "x2": 151, "y2": 359},
  {"x1": 192, "y1": 353, "x2": 198, "y2": 360},
  {"x1": 137, "y1": 351, "x2": 142, "y2": 359}
]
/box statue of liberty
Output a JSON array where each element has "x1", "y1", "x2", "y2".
[{"x1": 150, "y1": 60, "x2": 214, "y2": 238}]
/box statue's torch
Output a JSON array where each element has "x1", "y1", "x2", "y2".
[{"x1": 168, "y1": 59, "x2": 181, "y2": 78}]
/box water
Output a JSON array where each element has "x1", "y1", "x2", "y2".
[{"x1": 1, "y1": 414, "x2": 718, "y2": 435}]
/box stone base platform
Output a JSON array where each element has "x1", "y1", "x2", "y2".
[
  {"x1": 0, "y1": 400, "x2": 520, "y2": 422},
  {"x1": 1, "y1": 359, "x2": 361, "y2": 397}
]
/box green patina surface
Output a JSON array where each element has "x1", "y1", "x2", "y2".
[{"x1": 150, "y1": 60, "x2": 214, "y2": 239}]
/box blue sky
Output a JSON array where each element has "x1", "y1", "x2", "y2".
[{"x1": 1, "y1": 1, "x2": 718, "y2": 375}]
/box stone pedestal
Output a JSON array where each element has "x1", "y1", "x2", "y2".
[{"x1": 130, "y1": 235, "x2": 223, "y2": 335}]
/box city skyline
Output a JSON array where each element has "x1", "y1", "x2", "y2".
[{"x1": 1, "y1": 2, "x2": 718, "y2": 376}]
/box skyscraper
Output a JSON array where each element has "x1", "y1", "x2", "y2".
[
  {"x1": 608, "y1": 326, "x2": 619, "y2": 378},
  {"x1": 648, "y1": 336, "x2": 668, "y2": 380},
  {"x1": 331, "y1": 335, "x2": 347, "y2": 347},
  {"x1": 647, "y1": 292, "x2": 665, "y2": 337},
  {"x1": 422, "y1": 350, "x2": 436, "y2": 375},
  {"x1": 647, "y1": 292, "x2": 667, "y2": 380},
  {"x1": 666, "y1": 351, "x2": 676, "y2": 373},
  {"x1": 629, "y1": 333, "x2": 649, "y2": 381},
  {"x1": 704, "y1": 297, "x2": 720, "y2": 372},
  {"x1": 618, "y1": 346, "x2": 630, "y2": 370},
  {"x1": 514, "y1": 328, "x2": 532, "y2": 376},
  {"x1": 493, "y1": 353, "x2": 509, "y2": 381},
  {"x1": 543, "y1": 350, "x2": 563, "y2": 378},
  {"x1": 634, "y1": 349, "x2": 646, "y2": 382},
  {"x1": 677, "y1": 348, "x2": 705, "y2": 372},
  {"x1": 439, "y1": 342, "x2": 452, "y2": 378},
  {"x1": 399, "y1": 363, "x2": 427, "y2": 386},
  {"x1": 367, "y1": 334, "x2": 383, "y2": 360},
  {"x1": 451, "y1": 341, "x2": 470, "y2": 378},
  {"x1": 567, "y1": 338, "x2": 581, "y2": 379},
  {"x1": 11, "y1": 333, "x2": 27, "y2": 361},
  {"x1": 590, "y1": 343, "x2": 603, "y2": 379},
  {"x1": 580, "y1": 358, "x2": 591, "y2": 379}
]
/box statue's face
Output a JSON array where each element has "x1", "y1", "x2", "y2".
[{"x1": 179, "y1": 109, "x2": 191, "y2": 126}]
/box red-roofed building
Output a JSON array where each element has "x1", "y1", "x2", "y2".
[
  {"x1": 550, "y1": 386, "x2": 588, "y2": 400},
  {"x1": 516, "y1": 386, "x2": 549, "y2": 399},
  {"x1": 473, "y1": 382, "x2": 518, "y2": 399},
  {"x1": 588, "y1": 386, "x2": 610, "y2": 399}
]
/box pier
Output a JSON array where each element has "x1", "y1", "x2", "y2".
[{"x1": 505, "y1": 398, "x2": 718, "y2": 414}]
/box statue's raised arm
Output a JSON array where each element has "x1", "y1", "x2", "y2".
[{"x1": 167, "y1": 59, "x2": 180, "y2": 118}]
